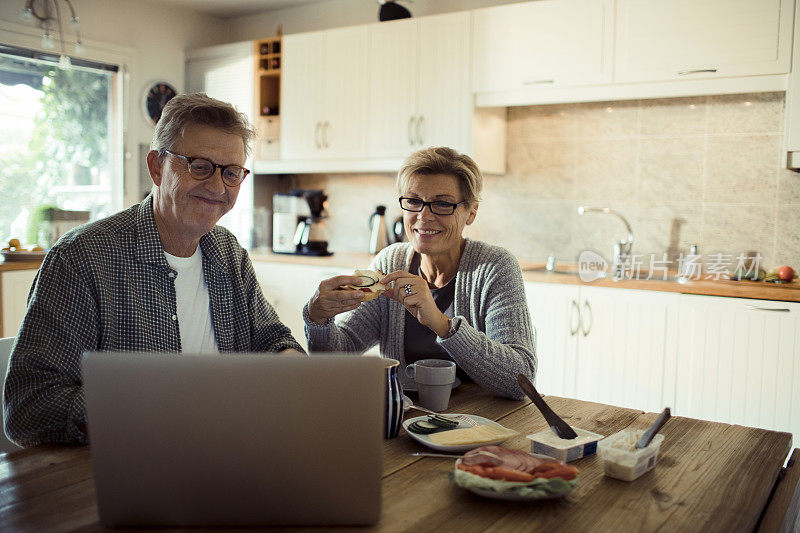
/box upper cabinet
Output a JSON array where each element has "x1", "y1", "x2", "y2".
[
  {"x1": 615, "y1": 0, "x2": 793, "y2": 83},
  {"x1": 271, "y1": 14, "x2": 504, "y2": 174},
  {"x1": 474, "y1": 0, "x2": 795, "y2": 107},
  {"x1": 472, "y1": 0, "x2": 613, "y2": 93},
  {"x1": 281, "y1": 26, "x2": 368, "y2": 160},
  {"x1": 368, "y1": 12, "x2": 472, "y2": 159}
]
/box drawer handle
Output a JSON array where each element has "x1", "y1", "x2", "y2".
[
  {"x1": 408, "y1": 116, "x2": 415, "y2": 146},
  {"x1": 744, "y1": 305, "x2": 790, "y2": 313},
  {"x1": 416, "y1": 116, "x2": 425, "y2": 146},
  {"x1": 677, "y1": 68, "x2": 717, "y2": 76},
  {"x1": 523, "y1": 79, "x2": 555, "y2": 85}
]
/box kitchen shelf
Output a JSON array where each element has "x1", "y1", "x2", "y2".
[{"x1": 254, "y1": 36, "x2": 282, "y2": 160}]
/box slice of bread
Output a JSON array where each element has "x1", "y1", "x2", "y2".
[{"x1": 346, "y1": 269, "x2": 387, "y2": 301}]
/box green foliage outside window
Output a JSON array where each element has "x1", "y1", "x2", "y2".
[{"x1": 0, "y1": 63, "x2": 110, "y2": 245}]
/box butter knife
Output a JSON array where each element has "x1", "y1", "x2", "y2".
[
  {"x1": 635, "y1": 407, "x2": 671, "y2": 449},
  {"x1": 517, "y1": 374, "x2": 578, "y2": 440}
]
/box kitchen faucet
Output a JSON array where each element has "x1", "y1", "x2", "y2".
[{"x1": 577, "y1": 206, "x2": 634, "y2": 279}]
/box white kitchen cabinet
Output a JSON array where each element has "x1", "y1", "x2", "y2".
[
  {"x1": 368, "y1": 11, "x2": 471, "y2": 158},
  {"x1": 252, "y1": 261, "x2": 353, "y2": 352},
  {"x1": 615, "y1": 0, "x2": 793, "y2": 83},
  {"x1": 367, "y1": 19, "x2": 417, "y2": 159},
  {"x1": 525, "y1": 281, "x2": 680, "y2": 413},
  {"x1": 472, "y1": 0, "x2": 613, "y2": 94},
  {"x1": 524, "y1": 281, "x2": 580, "y2": 397},
  {"x1": 281, "y1": 26, "x2": 368, "y2": 160},
  {"x1": 1, "y1": 269, "x2": 38, "y2": 338},
  {"x1": 185, "y1": 41, "x2": 255, "y2": 248},
  {"x1": 675, "y1": 295, "x2": 800, "y2": 439},
  {"x1": 575, "y1": 286, "x2": 680, "y2": 414}
]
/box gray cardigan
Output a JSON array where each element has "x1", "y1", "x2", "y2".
[{"x1": 303, "y1": 239, "x2": 537, "y2": 399}]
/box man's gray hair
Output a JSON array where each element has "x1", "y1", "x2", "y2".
[
  {"x1": 150, "y1": 92, "x2": 256, "y2": 158},
  {"x1": 396, "y1": 147, "x2": 483, "y2": 206}
]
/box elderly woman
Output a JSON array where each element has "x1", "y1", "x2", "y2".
[{"x1": 303, "y1": 147, "x2": 536, "y2": 399}]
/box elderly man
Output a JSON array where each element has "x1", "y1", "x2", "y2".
[{"x1": 4, "y1": 93, "x2": 303, "y2": 447}]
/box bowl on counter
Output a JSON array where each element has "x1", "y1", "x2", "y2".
[
  {"x1": 526, "y1": 427, "x2": 604, "y2": 463},
  {"x1": 597, "y1": 429, "x2": 665, "y2": 481}
]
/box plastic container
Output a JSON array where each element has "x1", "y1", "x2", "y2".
[
  {"x1": 597, "y1": 430, "x2": 665, "y2": 481},
  {"x1": 526, "y1": 427, "x2": 604, "y2": 463}
]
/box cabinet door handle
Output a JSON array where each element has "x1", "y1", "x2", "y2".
[
  {"x1": 744, "y1": 304, "x2": 791, "y2": 313},
  {"x1": 417, "y1": 116, "x2": 425, "y2": 146},
  {"x1": 523, "y1": 79, "x2": 555, "y2": 85},
  {"x1": 569, "y1": 299, "x2": 580, "y2": 336},
  {"x1": 677, "y1": 68, "x2": 717, "y2": 76},
  {"x1": 581, "y1": 300, "x2": 592, "y2": 337},
  {"x1": 408, "y1": 116, "x2": 415, "y2": 146},
  {"x1": 314, "y1": 122, "x2": 321, "y2": 149},
  {"x1": 323, "y1": 121, "x2": 330, "y2": 149}
]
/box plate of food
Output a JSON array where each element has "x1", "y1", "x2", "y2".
[
  {"x1": 1, "y1": 250, "x2": 45, "y2": 262},
  {"x1": 403, "y1": 414, "x2": 517, "y2": 453},
  {"x1": 452, "y1": 445, "x2": 579, "y2": 501},
  {"x1": 1, "y1": 238, "x2": 45, "y2": 262}
]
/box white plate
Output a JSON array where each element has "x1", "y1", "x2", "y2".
[
  {"x1": 453, "y1": 456, "x2": 577, "y2": 501},
  {"x1": 402, "y1": 394, "x2": 411, "y2": 412},
  {"x1": 402, "y1": 414, "x2": 514, "y2": 453},
  {"x1": 401, "y1": 376, "x2": 461, "y2": 393}
]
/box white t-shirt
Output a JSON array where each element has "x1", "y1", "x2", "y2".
[{"x1": 164, "y1": 247, "x2": 218, "y2": 354}]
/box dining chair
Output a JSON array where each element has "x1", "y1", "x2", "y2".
[{"x1": 0, "y1": 337, "x2": 20, "y2": 454}]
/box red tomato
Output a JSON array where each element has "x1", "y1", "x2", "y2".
[{"x1": 778, "y1": 266, "x2": 795, "y2": 282}]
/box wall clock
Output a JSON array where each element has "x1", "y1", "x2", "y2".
[{"x1": 143, "y1": 81, "x2": 177, "y2": 125}]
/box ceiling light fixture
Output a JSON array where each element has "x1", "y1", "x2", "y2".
[{"x1": 19, "y1": 0, "x2": 84, "y2": 64}]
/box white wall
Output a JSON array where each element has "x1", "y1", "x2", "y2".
[
  {"x1": 233, "y1": 0, "x2": 529, "y2": 38},
  {"x1": 0, "y1": 0, "x2": 229, "y2": 208}
]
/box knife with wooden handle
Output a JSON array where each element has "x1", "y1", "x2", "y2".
[{"x1": 517, "y1": 374, "x2": 578, "y2": 440}]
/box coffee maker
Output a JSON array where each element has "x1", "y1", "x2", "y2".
[
  {"x1": 272, "y1": 191, "x2": 309, "y2": 254},
  {"x1": 293, "y1": 189, "x2": 332, "y2": 256}
]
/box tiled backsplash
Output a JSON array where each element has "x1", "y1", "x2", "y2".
[{"x1": 292, "y1": 92, "x2": 800, "y2": 271}]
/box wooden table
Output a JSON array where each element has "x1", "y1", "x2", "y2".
[{"x1": 0, "y1": 384, "x2": 794, "y2": 532}]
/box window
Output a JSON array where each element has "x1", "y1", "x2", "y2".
[{"x1": 0, "y1": 45, "x2": 120, "y2": 247}]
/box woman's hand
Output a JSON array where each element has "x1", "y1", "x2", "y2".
[
  {"x1": 307, "y1": 275, "x2": 365, "y2": 324},
  {"x1": 382, "y1": 270, "x2": 450, "y2": 337}
]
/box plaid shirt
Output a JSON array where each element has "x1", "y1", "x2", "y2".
[{"x1": 3, "y1": 195, "x2": 303, "y2": 447}]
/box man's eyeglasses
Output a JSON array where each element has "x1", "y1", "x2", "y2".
[
  {"x1": 164, "y1": 150, "x2": 250, "y2": 187},
  {"x1": 399, "y1": 197, "x2": 466, "y2": 215}
]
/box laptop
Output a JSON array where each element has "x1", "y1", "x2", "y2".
[{"x1": 82, "y1": 352, "x2": 385, "y2": 527}]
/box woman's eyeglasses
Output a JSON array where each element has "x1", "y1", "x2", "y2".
[
  {"x1": 399, "y1": 197, "x2": 466, "y2": 215},
  {"x1": 164, "y1": 150, "x2": 250, "y2": 187}
]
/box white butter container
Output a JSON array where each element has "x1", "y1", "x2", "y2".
[
  {"x1": 597, "y1": 430, "x2": 665, "y2": 481},
  {"x1": 526, "y1": 427, "x2": 604, "y2": 463}
]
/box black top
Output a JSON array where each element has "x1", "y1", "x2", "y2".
[{"x1": 403, "y1": 253, "x2": 470, "y2": 382}]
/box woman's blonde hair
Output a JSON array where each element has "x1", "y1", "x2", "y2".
[
  {"x1": 396, "y1": 147, "x2": 483, "y2": 206},
  {"x1": 151, "y1": 92, "x2": 256, "y2": 158}
]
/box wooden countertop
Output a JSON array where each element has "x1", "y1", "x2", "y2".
[
  {"x1": 249, "y1": 250, "x2": 800, "y2": 302},
  {"x1": 520, "y1": 264, "x2": 800, "y2": 302},
  {"x1": 0, "y1": 385, "x2": 794, "y2": 531}
]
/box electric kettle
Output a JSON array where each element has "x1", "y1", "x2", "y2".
[{"x1": 369, "y1": 205, "x2": 389, "y2": 254}]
